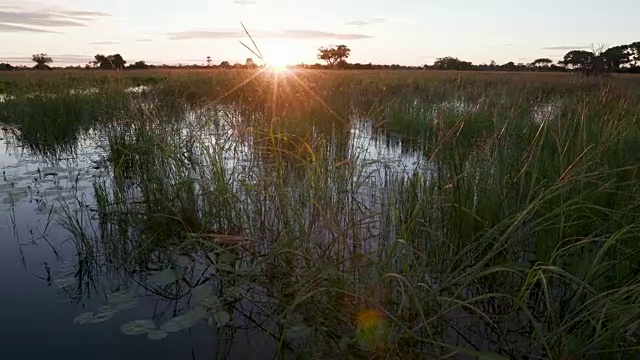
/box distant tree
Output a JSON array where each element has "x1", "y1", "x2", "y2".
[
  {"x1": 32, "y1": 53, "x2": 53, "y2": 69},
  {"x1": 0, "y1": 63, "x2": 13, "y2": 71},
  {"x1": 219, "y1": 61, "x2": 230, "y2": 68},
  {"x1": 502, "y1": 61, "x2": 517, "y2": 71},
  {"x1": 630, "y1": 42, "x2": 640, "y2": 67},
  {"x1": 602, "y1": 45, "x2": 632, "y2": 72},
  {"x1": 531, "y1": 58, "x2": 553, "y2": 67},
  {"x1": 206, "y1": 56, "x2": 212, "y2": 66},
  {"x1": 433, "y1": 57, "x2": 473, "y2": 70},
  {"x1": 560, "y1": 50, "x2": 594, "y2": 70},
  {"x1": 245, "y1": 57, "x2": 257, "y2": 69},
  {"x1": 317, "y1": 45, "x2": 351, "y2": 66},
  {"x1": 128, "y1": 60, "x2": 149, "y2": 69},
  {"x1": 560, "y1": 47, "x2": 611, "y2": 76},
  {"x1": 93, "y1": 54, "x2": 127, "y2": 70}
]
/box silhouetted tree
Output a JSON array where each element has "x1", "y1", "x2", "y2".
[
  {"x1": 601, "y1": 45, "x2": 631, "y2": 72},
  {"x1": 245, "y1": 58, "x2": 257, "y2": 69},
  {"x1": 433, "y1": 57, "x2": 473, "y2": 70},
  {"x1": 317, "y1": 45, "x2": 351, "y2": 66},
  {"x1": 219, "y1": 61, "x2": 230, "y2": 68},
  {"x1": 206, "y1": 56, "x2": 212, "y2": 66},
  {"x1": 93, "y1": 54, "x2": 127, "y2": 69},
  {"x1": 531, "y1": 58, "x2": 553, "y2": 67},
  {"x1": 560, "y1": 50, "x2": 594, "y2": 70},
  {"x1": 0, "y1": 63, "x2": 13, "y2": 71},
  {"x1": 32, "y1": 53, "x2": 53, "y2": 69},
  {"x1": 630, "y1": 42, "x2": 640, "y2": 67},
  {"x1": 128, "y1": 60, "x2": 149, "y2": 69}
]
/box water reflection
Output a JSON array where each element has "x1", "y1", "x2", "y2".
[{"x1": 0, "y1": 92, "x2": 571, "y2": 359}]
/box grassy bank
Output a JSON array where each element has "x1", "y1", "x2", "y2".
[{"x1": 4, "y1": 70, "x2": 640, "y2": 359}]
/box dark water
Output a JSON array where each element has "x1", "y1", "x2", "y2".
[
  {"x1": 0, "y1": 112, "x2": 426, "y2": 359},
  {"x1": 0, "y1": 133, "x2": 279, "y2": 359}
]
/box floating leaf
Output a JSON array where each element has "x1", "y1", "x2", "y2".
[
  {"x1": 148, "y1": 268, "x2": 180, "y2": 287},
  {"x1": 160, "y1": 316, "x2": 186, "y2": 333},
  {"x1": 108, "y1": 289, "x2": 139, "y2": 311},
  {"x1": 286, "y1": 325, "x2": 311, "y2": 339},
  {"x1": 147, "y1": 330, "x2": 169, "y2": 340},
  {"x1": 212, "y1": 311, "x2": 231, "y2": 327},
  {"x1": 91, "y1": 309, "x2": 116, "y2": 323},
  {"x1": 192, "y1": 284, "x2": 218, "y2": 309},
  {"x1": 192, "y1": 284, "x2": 213, "y2": 300},
  {"x1": 161, "y1": 307, "x2": 208, "y2": 333},
  {"x1": 121, "y1": 320, "x2": 156, "y2": 336},
  {"x1": 55, "y1": 277, "x2": 76, "y2": 289},
  {"x1": 73, "y1": 312, "x2": 95, "y2": 325}
]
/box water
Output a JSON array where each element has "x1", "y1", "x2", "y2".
[
  {"x1": 0, "y1": 128, "x2": 280, "y2": 359},
  {"x1": 0, "y1": 95, "x2": 563, "y2": 358},
  {"x1": 0, "y1": 105, "x2": 425, "y2": 358}
]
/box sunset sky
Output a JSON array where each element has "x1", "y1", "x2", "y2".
[{"x1": 0, "y1": 0, "x2": 637, "y2": 66}]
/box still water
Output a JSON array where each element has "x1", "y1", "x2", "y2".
[{"x1": 0, "y1": 114, "x2": 420, "y2": 359}]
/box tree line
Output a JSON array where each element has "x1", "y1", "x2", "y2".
[{"x1": 1, "y1": 41, "x2": 639, "y2": 75}]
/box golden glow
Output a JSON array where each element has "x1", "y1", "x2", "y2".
[
  {"x1": 266, "y1": 54, "x2": 292, "y2": 73},
  {"x1": 261, "y1": 40, "x2": 303, "y2": 73},
  {"x1": 267, "y1": 63, "x2": 289, "y2": 74}
]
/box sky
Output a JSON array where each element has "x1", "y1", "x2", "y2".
[{"x1": 0, "y1": 0, "x2": 638, "y2": 66}]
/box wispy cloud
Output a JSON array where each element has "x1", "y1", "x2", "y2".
[
  {"x1": 0, "y1": 7, "x2": 110, "y2": 33},
  {"x1": 0, "y1": 22, "x2": 59, "y2": 33},
  {"x1": 345, "y1": 17, "x2": 385, "y2": 26},
  {"x1": 137, "y1": 38, "x2": 154, "y2": 42},
  {"x1": 91, "y1": 41, "x2": 119, "y2": 45},
  {"x1": 542, "y1": 45, "x2": 591, "y2": 50},
  {"x1": 233, "y1": 0, "x2": 256, "y2": 5},
  {"x1": 168, "y1": 28, "x2": 372, "y2": 40},
  {"x1": 0, "y1": 54, "x2": 93, "y2": 64}
]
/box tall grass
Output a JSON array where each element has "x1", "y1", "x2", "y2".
[{"x1": 9, "y1": 70, "x2": 640, "y2": 358}]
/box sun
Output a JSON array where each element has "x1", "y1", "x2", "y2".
[
  {"x1": 261, "y1": 41, "x2": 302, "y2": 73},
  {"x1": 266, "y1": 55, "x2": 292, "y2": 73}
]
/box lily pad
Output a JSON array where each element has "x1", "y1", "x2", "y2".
[
  {"x1": 91, "y1": 309, "x2": 116, "y2": 323},
  {"x1": 192, "y1": 284, "x2": 218, "y2": 308},
  {"x1": 160, "y1": 316, "x2": 186, "y2": 333},
  {"x1": 121, "y1": 320, "x2": 156, "y2": 336},
  {"x1": 148, "y1": 268, "x2": 180, "y2": 287},
  {"x1": 55, "y1": 277, "x2": 76, "y2": 289},
  {"x1": 212, "y1": 311, "x2": 231, "y2": 327},
  {"x1": 161, "y1": 307, "x2": 208, "y2": 333},
  {"x1": 107, "y1": 289, "x2": 139, "y2": 311},
  {"x1": 147, "y1": 330, "x2": 169, "y2": 340},
  {"x1": 73, "y1": 312, "x2": 95, "y2": 325}
]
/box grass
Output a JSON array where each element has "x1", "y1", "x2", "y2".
[{"x1": 4, "y1": 69, "x2": 640, "y2": 359}]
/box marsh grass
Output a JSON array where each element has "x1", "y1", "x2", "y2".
[{"x1": 7, "y1": 70, "x2": 640, "y2": 359}]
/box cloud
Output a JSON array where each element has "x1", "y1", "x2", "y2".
[
  {"x1": 542, "y1": 45, "x2": 591, "y2": 50},
  {"x1": 91, "y1": 41, "x2": 119, "y2": 45},
  {"x1": 0, "y1": 54, "x2": 93, "y2": 64},
  {"x1": 0, "y1": 23, "x2": 60, "y2": 33},
  {"x1": 345, "y1": 17, "x2": 385, "y2": 26},
  {"x1": 233, "y1": 0, "x2": 256, "y2": 5},
  {"x1": 168, "y1": 28, "x2": 372, "y2": 40},
  {"x1": 0, "y1": 8, "x2": 110, "y2": 33},
  {"x1": 137, "y1": 38, "x2": 154, "y2": 42}
]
